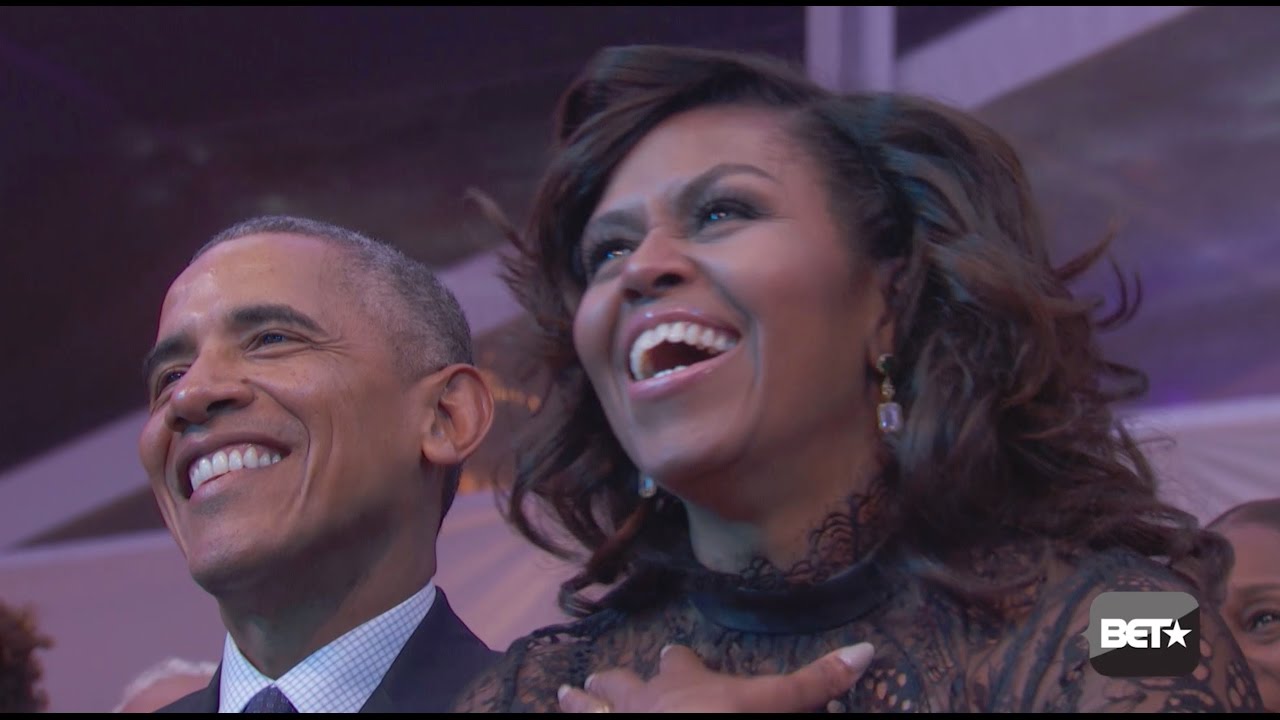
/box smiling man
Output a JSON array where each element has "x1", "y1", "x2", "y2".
[{"x1": 138, "y1": 216, "x2": 497, "y2": 713}]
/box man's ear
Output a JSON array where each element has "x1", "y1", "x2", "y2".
[{"x1": 415, "y1": 364, "x2": 495, "y2": 467}]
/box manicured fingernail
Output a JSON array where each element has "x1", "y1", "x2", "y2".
[
  {"x1": 558, "y1": 684, "x2": 571, "y2": 701},
  {"x1": 584, "y1": 673, "x2": 598, "y2": 692},
  {"x1": 660, "y1": 644, "x2": 674, "y2": 658},
  {"x1": 836, "y1": 642, "x2": 875, "y2": 669}
]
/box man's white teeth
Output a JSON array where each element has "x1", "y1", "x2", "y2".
[
  {"x1": 628, "y1": 321, "x2": 738, "y2": 381},
  {"x1": 189, "y1": 444, "x2": 283, "y2": 493}
]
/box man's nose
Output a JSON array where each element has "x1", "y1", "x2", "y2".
[{"x1": 164, "y1": 357, "x2": 253, "y2": 431}]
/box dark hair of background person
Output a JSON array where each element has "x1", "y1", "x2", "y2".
[
  {"x1": 487, "y1": 44, "x2": 1229, "y2": 616},
  {"x1": 0, "y1": 599, "x2": 53, "y2": 713}
]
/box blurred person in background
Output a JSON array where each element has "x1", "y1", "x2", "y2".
[
  {"x1": 1211, "y1": 498, "x2": 1280, "y2": 711},
  {"x1": 0, "y1": 599, "x2": 52, "y2": 713},
  {"x1": 113, "y1": 658, "x2": 217, "y2": 713}
]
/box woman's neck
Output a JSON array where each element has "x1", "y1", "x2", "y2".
[{"x1": 683, "y1": 454, "x2": 887, "y2": 589}]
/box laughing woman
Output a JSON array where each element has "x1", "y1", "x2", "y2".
[{"x1": 456, "y1": 45, "x2": 1262, "y2": 712}]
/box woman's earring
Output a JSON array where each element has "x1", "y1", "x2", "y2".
[
  {"x1": 876, "y1": 354, "x2": 903, "y2": 435},
  {"x1": 638, "y1": 474, "x2": 657, "y2": 498}
]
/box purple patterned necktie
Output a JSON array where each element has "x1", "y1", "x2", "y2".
[{"x1": 241, "y1": 686, "x2": 297, "y2": 713}]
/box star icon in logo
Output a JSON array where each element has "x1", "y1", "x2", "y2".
[{"x1": 1164, "y1": 619, "x2": 1191, "y2": 647}]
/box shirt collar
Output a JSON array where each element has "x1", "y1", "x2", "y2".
[{"x1": 219, "y1": 580, "x2": 436, "y2": 713}]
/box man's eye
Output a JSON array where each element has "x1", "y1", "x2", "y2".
[
  {"x1": 154, "y1": 369, "x2": 185, "y2": 395},
  {"x1": 253, "y1": 332, "x2": 290, "y2": 347}
]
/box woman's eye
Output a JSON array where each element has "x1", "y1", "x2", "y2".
[
  {"x1": 705, "y1": 207, "x2": 736, "y2": 224},
  {"x1": 1248, "y1": 611, "x2": 1278, "y2": 632},
  {"x1": 581, "y1": 241, "x2": 633, "y2": 281},
  {"x1": 696, "y1": 198, "x2": 758, "y2": 229}
]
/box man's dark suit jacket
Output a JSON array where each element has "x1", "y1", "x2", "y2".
[{"x1": 156, "y1": 589, "x2": 498, "y2": 713}]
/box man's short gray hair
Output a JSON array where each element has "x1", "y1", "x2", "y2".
[{"x1": 195, "y1": 215, "x2": 473, "y2": 374}]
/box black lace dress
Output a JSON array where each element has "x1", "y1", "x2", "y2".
[{"x1": 455, "y1": 523, "x2": 1262, "y2": 713}]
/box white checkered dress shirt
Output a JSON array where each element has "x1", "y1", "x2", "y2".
[{"x1": 218, "y1": 581, "x2": 436, "y2": 713}]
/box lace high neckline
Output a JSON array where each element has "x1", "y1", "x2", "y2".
[
  {"x1": 688, "y1": 544, "x2": 896, "y2": 634},
  {"x1": 679, "y1": 484, "x2": 896, "y2": 633}
]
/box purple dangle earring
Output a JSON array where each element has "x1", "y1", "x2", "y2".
[{"x1": 876, "y1": 354, "x2": 903, "y2": 434}]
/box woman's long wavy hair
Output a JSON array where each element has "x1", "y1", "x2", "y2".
[{"x1": 495, "y1": 44, "x2": 1229, "y2": 617}]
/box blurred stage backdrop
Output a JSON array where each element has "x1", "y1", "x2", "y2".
[{"x1": 1, "y1": 6, "x2": 1278, "y2": 712}]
